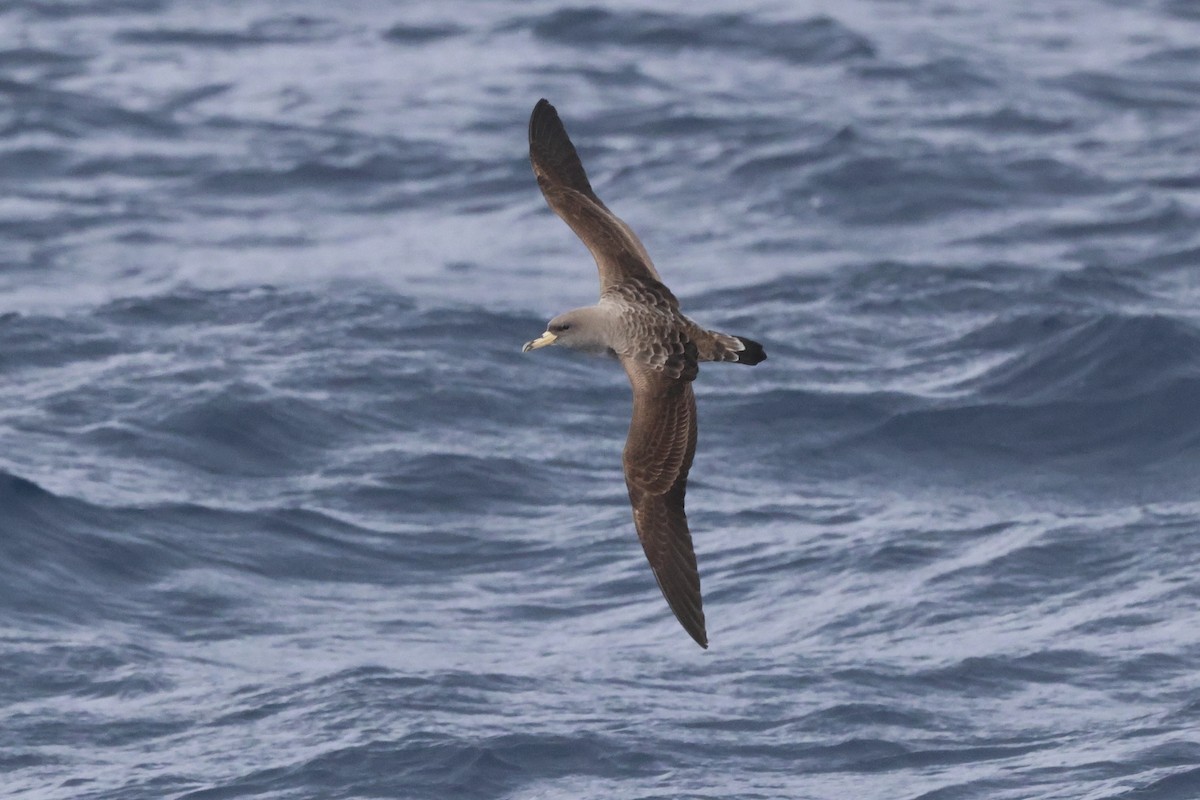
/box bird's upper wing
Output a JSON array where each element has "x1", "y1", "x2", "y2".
[
  {"x1": 621, "y1": 363, "x2": 707, "y2": 648},
  {"x1": 529, "y1": 99, "x2": 664, "y2": 294}
]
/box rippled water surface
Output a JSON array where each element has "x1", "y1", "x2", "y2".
[{"x1": 4, "y1": 1, "x2": 1200, "y2": 798}]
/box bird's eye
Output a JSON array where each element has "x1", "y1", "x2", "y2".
[{"x1": 560, "y1": 323, "x2": 571, "y2": 331}]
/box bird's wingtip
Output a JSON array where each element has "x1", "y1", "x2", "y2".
[
  {"x1": 529, "y1": 98, "x2": 558, "y2": 144},
  {"x1": 531, "y1": 98, "x2": 555, "y2": 121}
]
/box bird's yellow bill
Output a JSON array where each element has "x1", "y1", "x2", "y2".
[{"x1": 522, "y1": 331, "x2": 557, "y2": 352}]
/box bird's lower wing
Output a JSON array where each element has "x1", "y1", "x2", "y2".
[{"x1": 623, "y1": 376, "x2": 706, "y2": 648}]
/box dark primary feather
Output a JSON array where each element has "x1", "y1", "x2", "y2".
[{"x1": 529, "y1": 98, "x2": 599, "y2": 202}]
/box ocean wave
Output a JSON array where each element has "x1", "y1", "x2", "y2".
[
  {"x1": 0, "y1": 78, "x2": 177, "y2": 138},
  {"x1": 523, "y1": 8, "x2": 874, "y2": 64},
  {"x1": 0, "y1": 463, "x2": 538, "y2": 625},
  {"x1": 382, "y1": 22, "x2": 465, "y2": 45},
  {"x1": 0, "y1": 46, "x2": 89, "y2": 82},
  {"x1": 115, "y1": 16, "x2": 345, "y2": 48},
  {"x1": 10, "y1": 0, "x2": 165, "y2": 19},
  {"x1": 853, "y1": 56, "x2": 998, "y2": 94},
  {"x1": 197, "y1": 152, "x2": 441, "y2": 195},
  {"x1": 0, "y1": 310, "x2": 122, "y2": 370},
  {"x1": 926, "y1": 105, "x2": 1074, "y2": 135},
  {"x1": 729, "y1": 126, "x2": 1108, "y2": 225},
  {"x1": 950, "y1": 312, "x2": 1200, "y2": 402},
  {"x1": 913, "y1": 651, "x2": 1103, "y2": 693},
  {"x1": 175, "y1": 729, "x2": 644, "y2": 800},
  {"x1": 802, "y1": 147, "x2": 1107, "y2": 225},
  {"x1": 1058, "y1": 69, "x2": 1200, "y2": 110},
  {"x1": 858, "y1": 307, "x2": 1200, "y2": 469},
  {"x1": 0, "y1": 471, "x2": 176, "y2": 620},
  {"x1": 137, "y1": 388, "x2": 361, "y2": 477},
  {"x1": 870, "y1": 374, "x2": 1200, "y2": 465}
]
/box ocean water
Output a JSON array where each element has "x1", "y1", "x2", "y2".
[{"x1": 3, "y1": 0, "x2": 1200, "y2": 798}]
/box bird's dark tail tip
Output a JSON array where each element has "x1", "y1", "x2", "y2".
[{"x1": 734, "y1": 337, "x2": 767, "y2": 365}]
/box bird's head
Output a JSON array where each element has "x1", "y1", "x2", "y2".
[{"x1": 522, "y1": 307, "x2": 609, "y2": 354}]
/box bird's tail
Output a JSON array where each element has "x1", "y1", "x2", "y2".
[
  {"x1": 687, "y1": 321, "x2": 768, "y2": 365},
  {"x1": 730, "y1": 336, "x2": 767, "y2": 365}
]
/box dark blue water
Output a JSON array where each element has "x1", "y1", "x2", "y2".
[{"x1": 4, "y1": 1, "x2": 1200, "y2": 798}]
